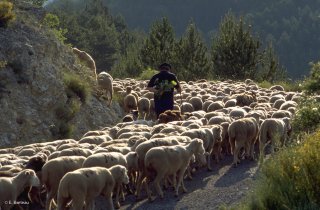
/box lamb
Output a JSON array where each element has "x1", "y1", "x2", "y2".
[
  {"x1": 138, "y1": 97, "x2": 150, "y2": 120},
  {"x1": 228, "y1": 117, "x2": 259, "y2": 166},
  {"x1": 144, "y1": 138, "x2": 205, "y2": 201},
  {"x1": 259, "y1": 118, "x2": 291, "y2": 157},
  {"x1": 41, "y1": 156, "x2": 86, "y2": 210},
  {"x1": 0, "y1": 169, "x2": 40, "y2": 210},
  {"x1": 57, "y1": 166, "x2": 129, "y2": 210},
  {"x1": 97, "y1": 71, "x2": 114, "y2": 106},
  {"x1": 72, "y1": 47, "x2": 97, "y2": 80}
]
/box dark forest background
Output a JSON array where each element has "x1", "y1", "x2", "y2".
[{"x1": 44, "y1": 0, "x2": 320, "y2": 81}]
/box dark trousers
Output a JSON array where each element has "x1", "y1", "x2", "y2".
[{"x1": 154, "y1": 98, "x2": 174, "y2": 118}]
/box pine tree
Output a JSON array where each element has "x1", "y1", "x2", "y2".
[
  {"x1": 175, "y1": 21, "x2": 211, "y2": 81},
  {"x1": 140, "y1": 17, "x2": 176, "y2": 69},
  {"x1": 257, "y1": 42, "x2": 286, "y2": 82},
  {"x1": 211, "y1": 12, "x2": 260, "y2": 80}
]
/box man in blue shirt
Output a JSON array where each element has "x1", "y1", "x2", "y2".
[{"x1": 146, "y1": 63, "x2": 182, "y2": 118}]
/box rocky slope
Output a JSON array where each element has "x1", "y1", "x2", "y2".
[{"x1": 0, "y1": 1, "x2": 123, "y2": 147}]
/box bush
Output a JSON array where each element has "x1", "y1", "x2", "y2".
[
  {"x1": 303, "y1": 62, "x2": 320, "y2": 95},
  {"x1": 243, "y1": 130, "x2": 320, "y2": 210},
  {"x1": 42, "y1": 13, "x2": 67, "y2": 43},
  {"x1": 0, "y1": 1, "x2": 15, "y2": 28},
  {"x1": 291, "y1": 97, "x2": 320, "y2": 135},
  {"x1": 258, "y1": 80, "x2": 303, "y2": 92},
  {"x1": 137, "y1": 67, "x2": 158, "y2": 80},
  {"x1": 63, "y1": 71, "x2": 91, "y2": 103}
]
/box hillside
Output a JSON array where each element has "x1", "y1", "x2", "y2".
[{"x1": 0, "y1": 0, "x2": 123, "y2": 147}]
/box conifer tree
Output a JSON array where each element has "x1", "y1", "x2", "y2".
[
  {"x1": 140, "y1": 17, "x2": 176, "y2": 69},
  {"x1": 175, "y1": 21, "x2": 211, "y2": 81},
  {"x1": 211, "y1": 12, "x2": 260, "y2": 80}
]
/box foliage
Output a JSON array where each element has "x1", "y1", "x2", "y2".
[
  {"x1": 256, "y1": 42, "x2": 287, "y2": 82},
  {"x1": 28, "y1": 0, "x2": 47, "y2": 7},
  {"x1": 0, "y1": 1, "x2": 15, "y2": 28},
  {"x1": 0, "y1": 60, "x2": 7, "y2": 69},
  {"x1": 211, "y1": 12, "x2": 260, "y2": 80},
  {"x1": 303, "y1": 62, "x2": 320, "y2": 95},
  {"x1": 175, "y1": 21, "x2": 211, "y2": 81},
  {"x1": 258, "y1": 80, "x2": 303, "y2": 92},
  {"x1": 105, "y1": 0, "x2": 320, "y2": 79},
  {"x1": 42, "y1": 13, "x2": 67, "y2": 43},
  {"x1": 137, "y1": 67, "x2": 158, "y2": 80},
  {"x1": 63, "y1": 71, "x2": 91, "y2": 103},
  {"x1": 291, "y1": 96, "x2": 320, "y2": 135},
  {"x1": 243, "y1": 129, "x2": 320, "y2": 210},
  {"x1": 140, "y1": 17, "x2": 176, "y2": 69}
]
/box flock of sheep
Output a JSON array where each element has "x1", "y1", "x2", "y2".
[{"x1": 0, "y1": 75, "x2": 300, "y2": 210}]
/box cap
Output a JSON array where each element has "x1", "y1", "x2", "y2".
[{"x1": 158, "y1": 63, "x2": 171, "y2": 71}]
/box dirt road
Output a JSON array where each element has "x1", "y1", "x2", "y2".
[{"x1": 95, "y1": 156, "x2": 258, "y2": 210}]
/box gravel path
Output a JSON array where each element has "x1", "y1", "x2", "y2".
[{"x1": 96, "y1": 156, "x2": 259, "y2": 210}]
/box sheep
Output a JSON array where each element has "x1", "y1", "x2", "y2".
[
  {"x1": 122, "y1": 110, "x2": 139, "y2": 122},
  {"x1": 224, "y1": 99, "x2": 237, "y2": 108},
  {"x1": 204, "y1": 111, "x2": 225, "y2": 121},
  {"x1": 207, "y1": 101, "x2": 224, "y2": 112},
  {"x1": 138, "y1": 97, "x2": 150, "y2": 120},
  {"x1": 280, "y1": 101, "x2": 298, "y2": 110},
  {"x1": 228, "y1": 117, "x2": 259, "y2": 166},
  {"x1": 134, "y1": 137, "x2": 181, "y2": 199},
  {"x1": 272, "y1": 99, "x2": 286, "y2": 109},
  {"x1": 57, "y1": 166, "x2": 129, "y2": 210},
  {"x1": 144, "y1": 138, "x2": 205, "y2": 201},
  {"x1": 259, "y1": 118, "x2": 291, "y2": 157},
  {"x1": 82, "y1": 130, "x2": 109, "y2": 138},
  {"x1": 202, "y1": 100, "x2": 213, "y2": 111},
  {"x1": 270, "y1": 85, "x2": 285, "y2": 91},
  {"x1": 72, "y1": 47, "x2": 97, "y2": 80},
  {"x1": 82, "y1": 152, "x2": 135, "y2": 208},
  {"x1": 97, "y1": 71, "x2": 114, "y2": 106},
  {"x1": 271, "y1": 110, "x2": 292, "y2": 119},
  {"x1": 79, "y1": 134, "x2": 112, "y2": 145},
  {"x1": 229, "y1": 108, "x2": 248, "y2": 119},
  {"x1": 0, "y1": 169, "x2": 40, "y2": 210},
  {"x1": 41, "y1": 156, "x2": 86, "y2": 210},
  {"x1": 208, "y1": 116, "x2": 233, "y2": 125},
  {"x1": 124, "y1": 93, "x2": 138, "y2": 114},
  {"x1": 181, "y1": 126, "x2": 222, "y2": 170},
  {"x1": 188, "y1": 97, "x2": 203, "y2": 111},
  {"x1": 57, "y1": 148, "x2": 92, "y2": 158},
  {"x1": 180, "y1": 102, "x2": 194, "y2": 113},
  {"x1": 158, "y1": 110, "x2": 184, "y2": 124},
  {"x1": 235, "y1": 93, "x2": 257, "y2": 106}
]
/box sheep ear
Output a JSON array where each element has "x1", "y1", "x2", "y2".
[{"x1": 24, "y1": 171, "x2": 30, "y2": 175}]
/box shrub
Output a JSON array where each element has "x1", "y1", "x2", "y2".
[
  {"x1": 303, "y1": 62, "x2": 320, "y2": 95},
  {"x1": 137, "y1": 67, "x2": 158, "y2": 80},
  {"x1": 42, "y1": 13, "x2": 67, "y2": 43},
  {"x1": 0, "y1": 1, "x2": 15, "y2": 28},
  {"x1": 63, "y1": 71, "x2": 91, "y2": 103},
  {"x1": 258, "y1": 80, "x2": 303, "y2": 92},
  {"x1": 243, "y1": 130, "x2": 320, "y2": 210},
  {"x1": 291, "y1": 97, "x2": 320, "y2": 135}
]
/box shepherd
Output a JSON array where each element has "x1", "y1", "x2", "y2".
[{"x1": 146, "y1": 63, "x2": 182, "y2": 118}]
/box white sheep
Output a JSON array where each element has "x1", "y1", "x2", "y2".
[
  {"x1": 57, "y1": 166, "x2": 129, "y2": 210},
  {"x1": 0, "y1": 169, "x2": 40, "y2": 210},
  {"x1": 138, "y1": 97, "x2": 150, "y2": 120},
  {"x1": 144, "y1": 138, "x2": 205, "y2": 201},
  {"x1": 72, "y1": 47, "x2": 97, "y2": 80},
  {"x1": 41, "y1": 156, "x2": 86, "y2": 210},
  {"x1": 97, "y1": 71, "x2": 114, "y2": 106},
  {"x1": 228, "y1": 117, "x2": 259, "y2": 166},
  {"x1": 259, "y1": 118, "x2": 291, "y2": 157}
]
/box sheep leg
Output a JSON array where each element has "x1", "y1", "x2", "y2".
[
  {"x1": 46, "y1": 190, "x2": 55, "y2": 210},
  {"x1": 229, "y1": 137, "x2": 235, "y2": 155},
  {"x1": 172, "y1": 173, "x2": 177, "y2": 192},
  {"x1": 153, "y1": 172, "x2": 165, "y2": 199},
  {"x1": 120, "y1": 184, "x2": 125, "y2": 202},
  {"x1": 114, "y1": 184, "x2": 121, "y2": 209},
  {"x1": 207, "y1": 151, "x2": 213, "y2": 171},
  {"x1": 135, "y1": 171, "x2": 145, "y2": 199},
  {"x1": 175, "y1": 168, "x2": 187, "y2": 197},
  {"x1": 232, "y1": 142, "x2": 241, "y2": 166},
  {"x1": 57, "y1": 196, "x2": 69, "y2": 210}
]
